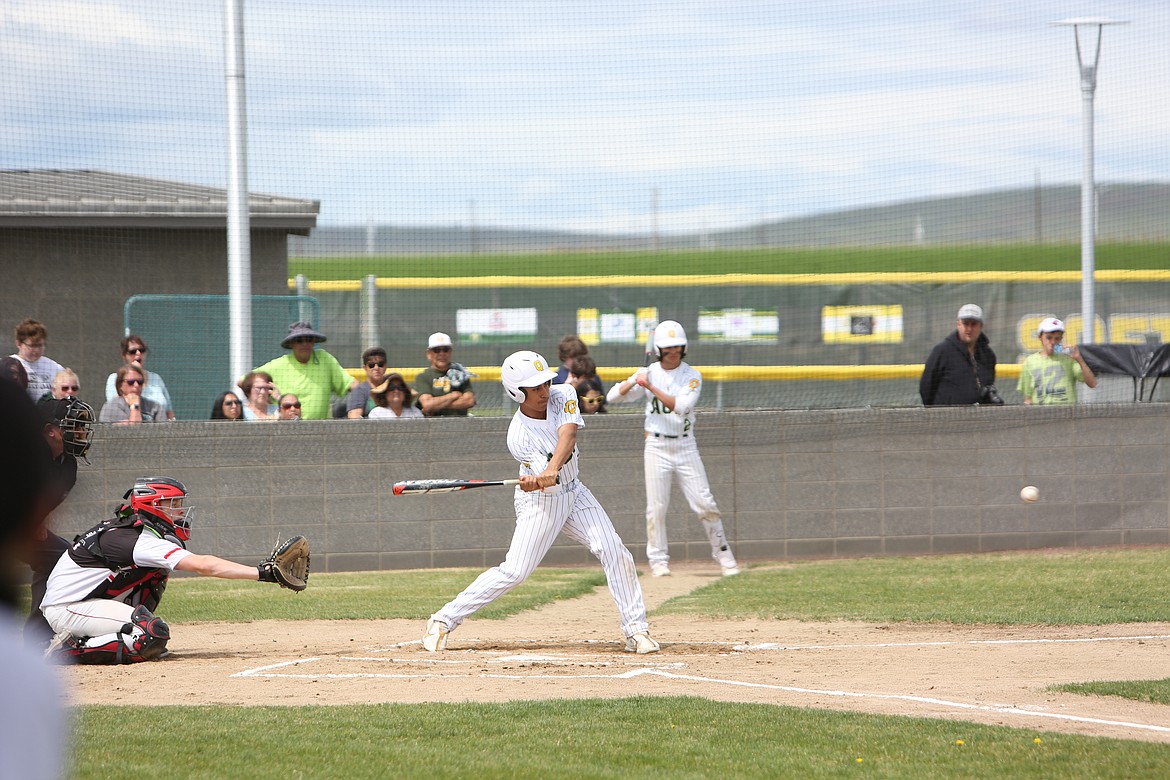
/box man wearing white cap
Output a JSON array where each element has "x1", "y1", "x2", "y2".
[
  {"x1": 412, "y1": 332, "x2": 476, "y2": 417},
  {"x1": 919, "y1": 304, "x2": 999, "y2": 406},
  {"x1": 1017, "y1": 317, "x2": 1097, "y2": 405}
]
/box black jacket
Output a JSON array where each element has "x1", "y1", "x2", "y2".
[{"x1": 919, "y1": 330, "x2": 997, "y2": 406}]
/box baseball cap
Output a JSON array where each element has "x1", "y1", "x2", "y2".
[
  {"x1": 427, "y1": 332, "x2": 453, "y2": 350},
  {"x1": 1037, "y1": 317, "x2": 1065, "y2": 335},
  {"x1": 957, "y1": 304, "x2": 983, "y2": 322}
]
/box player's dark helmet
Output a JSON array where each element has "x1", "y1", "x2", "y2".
[
  {"x1": 125, "y1": 476, "x2": 193, "y2": 541},
  {"x1": 39, "y1": 395, "x2": 96, "y2": 461}
]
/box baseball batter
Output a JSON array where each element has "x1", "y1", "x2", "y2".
[
  {"x1": 607, "y1": 320, "x2": 739, "y2": 578},
  {"x1": 422, "y1": 350, "x2": 659, "y2": 654}
]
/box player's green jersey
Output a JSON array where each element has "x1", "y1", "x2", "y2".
[{"x1": 1016, "y1": 352, "x2": 1085, "y2": 405}]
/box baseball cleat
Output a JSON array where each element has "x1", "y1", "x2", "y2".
[
  {"x1": 716, "y1": 548, "x2": 739, "y2": 576},
  {"x1": 422, "y1": 616, "x2": 449, "y2": 652},
  {"x1": 624, "y1": 632, "x2": 660, "y2": 654},
  {"x1": 650, "y1": 562, "x2": 671, "y2": 577}
]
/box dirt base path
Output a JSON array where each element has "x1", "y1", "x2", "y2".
[{"x1": 63, "y1": 563, "x2": 1170, "y2": 743}]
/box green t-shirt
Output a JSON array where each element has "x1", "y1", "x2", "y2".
[
  {"x1": 254, "y1": 351, "x2": 354, "y2": 420},
  {"x1": 1016, "y1": 352, "x2": 1085, "y2": 405},
  {"x1": 412, "y1": 366, "x2": 473, "y2": 417}
]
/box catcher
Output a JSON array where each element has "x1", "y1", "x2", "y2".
[{"x1": 41, "y1": 476, "x2": 309, "y2": 664}]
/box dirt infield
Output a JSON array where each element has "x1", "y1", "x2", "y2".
[{"x1": 63, "y1": 563, "x2": 1170, "y2": 744}]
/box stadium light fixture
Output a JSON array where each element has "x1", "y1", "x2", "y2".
[{"x1": 1051, "y1": 17, "x2": 1128, "y2": 344}]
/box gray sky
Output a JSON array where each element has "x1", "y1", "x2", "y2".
[{"x1": 2, "y1": 1, "x2": 1165, "y2": 231}]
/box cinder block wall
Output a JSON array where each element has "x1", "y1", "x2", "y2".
[{"x1": 50, "y1": 405, "x2": 1170, "y2": 572}]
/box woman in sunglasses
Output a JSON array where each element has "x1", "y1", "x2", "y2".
[
  {"x1": 103, "y1": 335, "x2": 175, "y2": 420},
  {"x1": 277, "y1": 393, "x2": 303, "y2": 420},
  {"x1": 209, "y1": 391, "x2": 244, "y2": 421},
  {"x1": 239, "y1": 371, "x2": 278, "y2": 421},
  {"x1": 98, "y1": 364, "x2": 164, "y2": 423},
  {"x1": 368, "y1": 373, "x2": 422, "y2": 420}
]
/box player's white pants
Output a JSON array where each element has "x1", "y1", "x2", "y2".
[
  {"x1": 434, "y1": 480, "x2": 650, "y2": 639},
  {"x1": 43, "y1": 599, "x2": 135, "y2": 640},
  {"x1": 644, "y1": 435, "x2": 730, "y2": 566}
]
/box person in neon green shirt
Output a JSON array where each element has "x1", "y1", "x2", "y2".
[
  {"x1": 1017, "y1": 317, "x2": 1098, "y2": 405},
  {"x1": 251, "y1": 322, "x2": 356, "y2": 420}
]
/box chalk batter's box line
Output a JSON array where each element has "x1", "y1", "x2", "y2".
[{"x1": 230, "y1": 656, "x2": 1170, "y2": 738}]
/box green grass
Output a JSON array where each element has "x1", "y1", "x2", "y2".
[
  {"x1": 659, "y1": 549, "x2": 1170, "y2": 625},
  {"x1": 157, "y1": 568, "x2": 606, "y2": 623},
  {"x1": 1052, "y1": 679, "x2": 1170, "y2": 707},
  {"x1": 56, "y1": 550, "x2": 1170, "y2": 778},
  {"x1": 289, "y1": 243, "x2": 1170, "y2": 279},
  {"x1": 72, "y1": 698, "x2": 1170, "y2": 780}
]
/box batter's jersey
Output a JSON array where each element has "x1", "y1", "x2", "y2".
[
  {"x1": 624, "y1": 361, "x2": 703, "y2": 437},
  {"x1": 507, "y1": 383, "x2": 583, "y2": 484},
  {"x1": 41, "y1": 530, "x2": 192, "y2": 608}
]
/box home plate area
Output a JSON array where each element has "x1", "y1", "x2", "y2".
[{"x1": 231, "y1": 638, "x2": 742, "y2": 681}]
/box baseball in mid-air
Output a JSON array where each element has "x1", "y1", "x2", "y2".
[{"x1": 1020, "y1": 485, "x2": 1040, "y2": 503}]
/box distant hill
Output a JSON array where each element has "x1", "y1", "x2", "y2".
[{"x1": 290, "y1": 183, "x2": 1170, "y2": 257}]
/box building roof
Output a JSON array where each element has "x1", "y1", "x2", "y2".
[{"x1": 0, "y1": 169, "x2": 318, "y2": 232}]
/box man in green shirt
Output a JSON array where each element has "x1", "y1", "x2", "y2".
[
  {"x1": 252, "y1": 322, "x2": 357, "y2": 420},
  {"x1": 1017, "y1": 317, "x2": 1098, "y2": 405},
  {"x1": 412, "y1": 332, "x2": 476, "y2": 417}
]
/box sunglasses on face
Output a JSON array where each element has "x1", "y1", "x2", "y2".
[
  {"x1": 386, "y1": 385, "x2": 407, "y2": 392},
  {"x1": 224, "y1": 399, "x2": 241, "y2": 406},
  {"x1": 126, "y1": 347, "x2": 147, "y2": 355},
  {"x1": 366, "y1": 360, "x2": 387, "y2": 368},
  {"x1": 291, "y1": 337, "x2": 316, "y2": 344},
  {"x1": 57, "y1": 384, "x2": 80, "y2": 392},
  {"x1": 429, "y1": 346, "x2": 452, "y2": 353},
  {"x1": 282, "y1": 402, "x2": 301, "y2": 409},
  {"x1": 124, "y1": 378, "x2": 144, "y2": 386},
  {"x1": 22, "y1": 341, "x2": 45, "y2": 349}
]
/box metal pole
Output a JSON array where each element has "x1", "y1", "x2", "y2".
[
  {"x1": 1053, "y1": 18, "x2": 1127, "y2": 344},
  {"x1": 1080, "y1": 48, "x2": 1096, "y2": 344},
  {"x1": 225, "y1": 0, "x2": 252, "y2": 382}
]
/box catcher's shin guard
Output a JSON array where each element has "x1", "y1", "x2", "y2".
[{"x1": 69, "y1": 605, "x2": 173, "y2": 664}]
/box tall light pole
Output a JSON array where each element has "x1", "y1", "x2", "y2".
[{"x1": 1051, "y1": 17, "x2": 1127, "y2": 344}]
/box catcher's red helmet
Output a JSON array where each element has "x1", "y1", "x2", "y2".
[{"x1": 125, "y1": 476, "x2": 193, "y2": 541}]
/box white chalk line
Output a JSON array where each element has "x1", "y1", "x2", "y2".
[
  {"x1": 228, "y1": 633, "x2": 1170, "y2": 737},
  {"x1": 483, "y1": 668, "x2": 1170, "y2": 735},
  {"x1": 735, "y1": 633, "x2": 1170, "y2": 653}
]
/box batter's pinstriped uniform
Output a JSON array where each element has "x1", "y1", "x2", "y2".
[
  {"x1": 429, "y1": 384, "x2": 650, "y2": 639},
  {"x1": 608, "y1": 360, "x2": 737, "y2": 574}
]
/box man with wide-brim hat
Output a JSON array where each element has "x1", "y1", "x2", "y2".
[{"x1": 249, "y1": 322, "x2": 356, "y2": 420}]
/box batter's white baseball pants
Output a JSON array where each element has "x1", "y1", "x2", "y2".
[{"x1": 433, "y1": 481, "x2": 650, "y2": 639}]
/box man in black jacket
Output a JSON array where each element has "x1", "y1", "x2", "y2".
[{"x1": 920, "y1": 304, "x2": 998, "y2": 406}]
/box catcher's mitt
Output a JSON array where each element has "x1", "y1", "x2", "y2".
[
  {"x1": 446, "y1": 363, "x2": 475, "y2": 388},
  {"x1": 257, "y1": 535, "x2": 310, "y2": 592}
]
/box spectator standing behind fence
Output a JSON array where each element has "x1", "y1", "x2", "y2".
[
  {"x1": 346, "y1": 347, "x2": 389, "y2": 418},
  {"x1": 99, "y1": 364, "x2": 163, "y2": 423},
  {"x1": 1017, "y1": 317, "x2": 1098, "y2": 405},
  {"x1": 569, "y1": 355, "x2": 607, "y2": 414},
  {"x1": 413, "y1": 332, "x2": 475, "y2": 417},
  {"x1": 553, "y1": 334, "x2": 590, "y2": 383},
  {"x1": 250, "y1": 322, "x2": 356, "y2": 421},
  {"x1": 45, "y1": 369, "x2": 82, "y2": 403},
  {"x1": 210, "y1": 392, "x2": 244, "y2": 420},
  {"x1": 919, "y1": 304, "x2": 999, "y2": 406},
  {"x1": 239, "y1": 371, "x2": 277, "y2": 421},
  {"x1": 10, "y1": 319, "x2": 64, "y2": 403},
  {"x1": 103, "y1": 336, "x2": 175, "y2": 421},
  {"x1": 368, "y1": 373, "x2": 423, "y2": 419},
  {"x1": 277, "y1": 393, "x2": 302, "y2": 420}
]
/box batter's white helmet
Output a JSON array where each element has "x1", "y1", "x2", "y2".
[
  {"x1": 653, "y1": 320, "x2": 687, "y2": 357},
  {"x1": 501, "y1": 350, "x2": 558, "y2": 402}
]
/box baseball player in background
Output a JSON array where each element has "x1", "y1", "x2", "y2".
[
  {"x1": 422, "y1": 350, "x2": 659, "y2": 654},
  {"x1": 607, "y1": 320, "x2": 739, "y2": 578}
]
